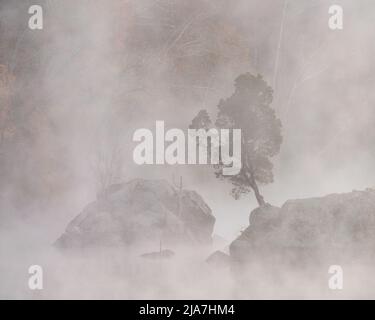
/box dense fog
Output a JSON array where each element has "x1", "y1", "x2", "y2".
[{"x1": 1, "y1": 0, "x2": 374, "y2": 299}]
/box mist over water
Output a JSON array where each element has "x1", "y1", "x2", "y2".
[{"x1": 1, "y1": 0, "x2": 375, "y2": 299}]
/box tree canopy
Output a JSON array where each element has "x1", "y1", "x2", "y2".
[{"x1": 190, "y1": 72, "x2": 282, "y2": 206}]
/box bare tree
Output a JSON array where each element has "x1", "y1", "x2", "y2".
[{"x1": 92, "y1": 143, "x2": 124, "y2": 197}]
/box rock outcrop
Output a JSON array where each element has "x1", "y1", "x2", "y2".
[
  {"x1": 230, "y1": 189, "x2": 375, "y2": 264},
  {"x1": 55, "y1": 179, "x2": 215, "y2": 248}
]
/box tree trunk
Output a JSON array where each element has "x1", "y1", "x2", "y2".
[
  {"x1": 246, "y1": 171, "x2": 265, "y2": 207},
  {"x1": 241, "y1": 136, "x2": 266, "y2": 207},
  {"x1": 250, "y1": 178, "x2": 265, "y2": 207}
]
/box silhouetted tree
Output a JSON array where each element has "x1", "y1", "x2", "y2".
[{"x1": 190, "y1": 73, "x2": 282, "y2": 207}]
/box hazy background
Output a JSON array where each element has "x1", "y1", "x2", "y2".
[{"x1": 0, "y1": 0, "x2": 375, "y2": 299}]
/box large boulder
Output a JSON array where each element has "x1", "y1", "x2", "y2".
[
  {"x1": 230, "y1": 189, "x2": 375, "y2": 264},
  {"x1": 55, "y1": 179, "x2": 215, "y2": 248}
]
